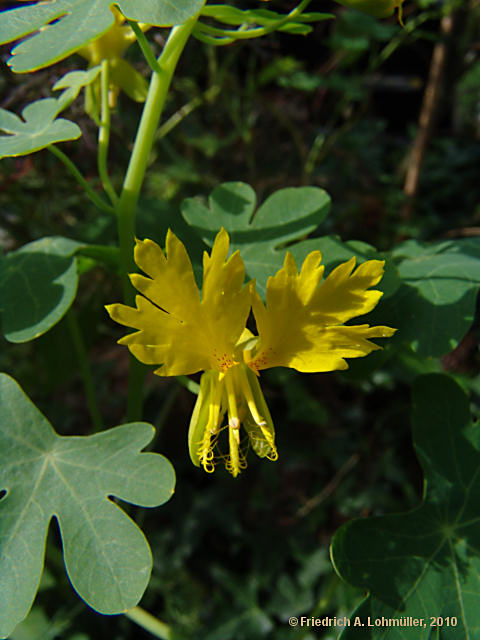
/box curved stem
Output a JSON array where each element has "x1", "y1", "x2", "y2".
[
  {"x1": 66, "y1": 309, "x2": 103, "y2": 432},
  {"x1": 124, "y1": 607, "x2": 172, "y2": 640},
  {"x1": 47, "y1": 145, "x2": 115, "y2": 215},
  {"x1": 116, "y1": 17, "x2": 198, "y2": 305},
  {"x1": 98, "y1": 59, "x2": 119, "y2": 206},
  {"x1": 194, "y1": 0, "x2": 313, "y2": 45}
]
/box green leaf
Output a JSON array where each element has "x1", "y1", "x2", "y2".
[
  {"x1": 0, "y1": 237, "x2": 84, "y2": 342},
  {"x1": 0, "y1": 0, "x2": 206, "y2": 73},
  {"x1": 0, "y1": 99, "x2": 81, "y2": 158},
  {"x1": 181, "y1": 181, "x2": 331, "y2": 297},
  {"x1": 53, "y1": 66, "x2": 102, "y2": 109},
  {"x1": 331, "y1": 374, "x2": 480, "y2": 638},
  {"x1": 0, "y1": 373, "x2": 175, "y2": 639},
  {"x1": 0, "y1": 238, "x2": 121, "y2": 342},
  {"x1": 382, "y1": 239, "x2": 480, "y2": 357},
  {"x1": 119, "y1": 0, "x2": 205, "y2": 25}
]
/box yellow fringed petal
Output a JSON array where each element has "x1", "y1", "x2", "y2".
[
  {"x1": 131, "y1": 232, "x2": 200, "y2": 320},
  {"x1": 200, "y1": 229, "x2": 253, "y2": 368},
  {"x1": 309, "y1": 257, "x2": 385, "y2": 325},
  {"x1": 249, "y1": 251, "x2": 395, "y2": 373},
  {"x1": 285, "y1": 324, "x2": 397, "y2": 372},
  {"x1": 106, "y1": 229, "x2": 252, "y2": 376}
]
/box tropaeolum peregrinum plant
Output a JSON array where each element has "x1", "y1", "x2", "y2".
[
  {"x1": 107, "y1": 229, "x2": 395, "y2": 477},
  {"x1": 11, "y1": 1, "x2": 480, "y2": 638}
]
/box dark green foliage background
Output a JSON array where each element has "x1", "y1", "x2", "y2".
[{"x1": 1, "y1": 1, "x2": 480, "y2": 638}]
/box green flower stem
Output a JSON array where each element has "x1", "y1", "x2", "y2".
[
  {"x1": 176, "y1": 375, "x2": 200, "y2": 395},
  {"x1": 47, "y1": 145, "x2": 115, "y2": 216},
  {"x1": 126, "y1": 356, "x2": 147, "y2": 424},
  {"x1": 124, "y1": 606, "x2": 172, "y2": 640},
  {"x1": 115, "y1": 17, "x2": 198, "y2": 423},
  {"x1": 116, "y1": 16, "x2": 198, "y2": 304},
  {"x1": 66, "y1": 308, "x2": 103, "y2": 432},
  {"x1": 127, "y1": 19, "x2": 161, "y2": 74},
  {"x1": 98, "y1": 59, "x2": 119, "y2": 206}
]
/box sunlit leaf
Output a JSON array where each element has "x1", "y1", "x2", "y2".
[
  {"x1": 0, "y1": 99, "x2": 81, "y2": 158},
  {"x1": 0, "y1": 0, "x2": 206, "y2": 73},
  {"x1": 53, "y1": 66, "x2": 102, "y2": 108},
  {"x1": 0, "y1": 373, "x2": 175, "y2": 639}
]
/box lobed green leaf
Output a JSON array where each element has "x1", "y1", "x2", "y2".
[
  {"x1": 0, "y1": 373, "x2": 175, "y2": 639},
  {"x1": 331, "y1": 374, "x2": 480, "y2": 638},
  {"x1": 0, "y1": 0, "x2": 206, "y2": 73},
  {"x1": 0, "y1": 99, "x2": 81, "y2": 158},
  {"x1": 181, "y1": 181, "x2": 331, "y2": 298}
]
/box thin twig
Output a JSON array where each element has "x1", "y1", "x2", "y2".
[
  {"x1": 402, "y1": 12, "x2": 456, "y2": 219},
  {"x1": 295, "y1": 453, "x2": 361, "y2": 520},
  {"x1": 47, "y1": 145, "x2": 115, "y2": 215}
]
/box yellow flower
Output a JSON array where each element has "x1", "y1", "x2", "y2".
[
  {"x1": 106, "y1": 229, "x2": 395, "y2": 477},
  {"x1": 78, "y1": 8, "x2": 148, "y2": 112}
]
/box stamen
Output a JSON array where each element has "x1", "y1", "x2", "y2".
[
  {"x1": 235, "y1": 366, "x2": 276, "y2": 452},
  {"x1": 225, "y1": 372, "x2": 239, "y2": 424},
  {"x1": 235, "y1": 367, "x2": 263, "y2": 424},
  {"x1": 224, "y1": 372, "x2": 248, "y2": 476},
  {"x1": 197, "y1": 372, "x2": 224, "y2": 473},
  {"x1": 227, "y1": 425, "x2": 242, "y2": 477},
  {"x1": 197, "y1": 428, "x2": 218, "y2": 473}
]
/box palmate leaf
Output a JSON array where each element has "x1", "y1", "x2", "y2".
[
  {"x1": 181, "y1": 181, "x2": 331, "y2": 298},
  {"x1": 0, "y1": 0, "x2": 206, "y2": 73},
  {"x1": 0, "y1": 67, "x2": 102, "y2": 158},
  {"x1": 0, "y1": 98, "x2": 81, "y2": 158},
  {"x1": 0, "y1": 373, "x2": 175, "y2": 639},
  {"x1": 331, "y1": 374, "x2": 480, "y2": 638}
]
